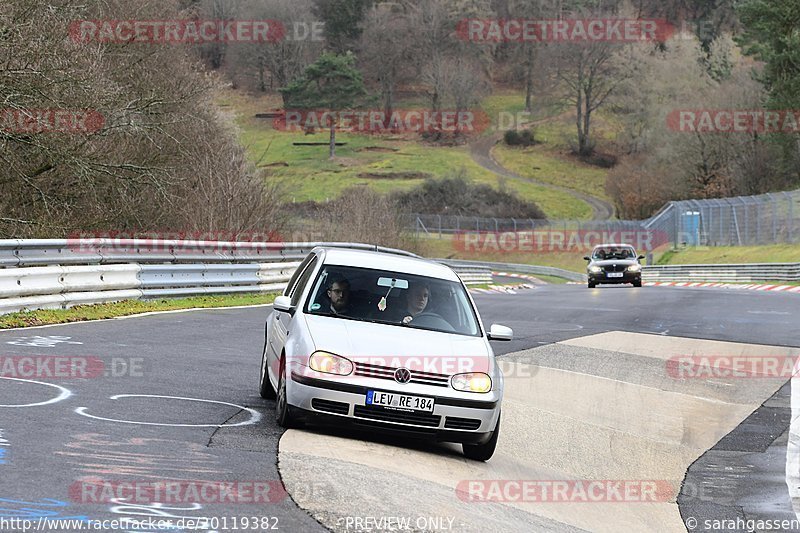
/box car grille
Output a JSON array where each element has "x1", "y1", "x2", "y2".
[
  {"x1": 444, "y1": 417, "x2": 482, "y2": 430},
  {"x1": 311, "y1": 398, "x2": 349, "y2": 415},
  {"x1": 354, "y1": 362, "x2": 450, "y2": 388},
  {"x1": 603, "y1": 264, "x2": 627, "y2": 273},
  {"x1": 353, "y1": 405, "x2": 441, "y2": 427}
]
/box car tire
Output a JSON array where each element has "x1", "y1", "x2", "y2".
[
  {"x1": 633, "y1": 280, "x2": 642, "y2": 287},
  {"x1": 276, "y1": 356, "x2": 301, "y2": 428},
  {"x1": 462, "y1": 413, "x2": 500, "y2": 461},
  {"x1": 588, "y1": 281, "x2": 596, "y2": 288},
  {"x1": 259, "y1": 348, "x2": 277, "y2": 400}
]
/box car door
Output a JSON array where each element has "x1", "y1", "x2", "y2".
[{"x1": 266, "y1": 254, "x2": 319, "y2": 384}]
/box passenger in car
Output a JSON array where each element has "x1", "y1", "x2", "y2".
[{"x1": 326, "y1": 276, "x2": 352, "y2": 316}]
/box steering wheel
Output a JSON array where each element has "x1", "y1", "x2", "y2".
[{"x1": 408, "y1": 311, "x2": 455, "y2": 332}]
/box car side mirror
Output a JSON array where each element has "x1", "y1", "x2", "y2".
[
  {"x1": 637, "y1": 255, "x2": 645, "y2": 261},
  {"x1": 583, "y1": 256, "x2": 591, "y2": 261},
  {"x1": 273, "y1": 295, "x2": 294, "y2": 314},
  {"x1": 487, "y1": 324, "x2": 513, "y2": 341}
]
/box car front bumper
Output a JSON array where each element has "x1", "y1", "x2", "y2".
[
  {"x1": 288, "y1": 371, "x2": 500, "y2": 444},
  {"x1": 589, "y1": 272, "x2": 641, "y2": 284}
]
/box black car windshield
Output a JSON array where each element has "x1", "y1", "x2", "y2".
[
  {"x1": 304, "y1": 265, "x2": 481, "y2": 337},
  {"x1": 592, "y1": 247, "x2": 636, "y2": 260}
]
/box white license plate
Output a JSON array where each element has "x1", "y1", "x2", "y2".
[
  {"x1": 607, "y1": 272, "x2": 624, "y2": 278},
  {"x1": 366, "y1": 390, "x2": 434, "y2": 412}
]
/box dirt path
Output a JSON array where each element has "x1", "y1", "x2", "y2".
[{"x1": 469, "y1": 118, "x2": 615, "y2": 220}]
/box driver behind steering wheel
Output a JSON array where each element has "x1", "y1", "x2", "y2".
[{"x1": 401, "y1": 282, "x2": 430, "y2": 324}]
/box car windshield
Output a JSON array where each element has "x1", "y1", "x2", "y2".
[
  {"x1": 304, "y1": 265, "x2": 481, "y2": 337},
  {"x1": 592, "y1": 247, "x2": 635, "y2": 260}
]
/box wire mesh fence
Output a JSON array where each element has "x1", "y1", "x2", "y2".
[{"x1": 406, "y1": 189, "x2": 800, "y2": 249}]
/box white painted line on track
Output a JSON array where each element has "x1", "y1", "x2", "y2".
[
  {"x1": 0, "y1": 376, "x2": 72, "y2": 407},
  {"x1": 74, "y1": 394, "x2": 262, "y2": 427}
]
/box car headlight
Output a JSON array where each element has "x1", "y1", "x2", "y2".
[
  {"x1": 451, "y1": 372, "x2": 492, "y2": 393},
  {"x1": 588, "y1": 266, "x2": 602, "y2": 274},
  {"x1": 309, "y1": 351, "x2": 354, "y2": 376},
  {"x1": 627, "y1": 264, "x2": 642, "y2": 272}
]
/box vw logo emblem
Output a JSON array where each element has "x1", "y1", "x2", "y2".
[{"x1": 394, "y1": 368, "x2": 411, "y2": 384}]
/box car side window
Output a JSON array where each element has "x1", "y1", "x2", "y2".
[
  {"x1": 284, "y1": 253, "x2": 315, "y2": 297},
  {"x1": 290, "y1": 257, "x2": 319, "y2": 307}
]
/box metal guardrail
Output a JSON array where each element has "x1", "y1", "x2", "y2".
[
  {"x1": 436, "y1": 258, "x2": 587, "y2": 283},
  {"x1": 642, "y1": 263, "x2": 800, "y2": 283},
  {"x1": 0, "y1": 240, "x2": 486, "y2": 315},
  {"x1": 0, "y1": 239, "x2": 419, "y2": 267},
  {"x1": 3, "y1": 239, "x2": 792, "y2": 314}
]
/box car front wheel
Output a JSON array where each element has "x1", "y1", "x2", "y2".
[
  {"x1": 462, "y1": 413, "x2": 500, "y2": 461},
  {"x1": 276, "y1": 357, "x2": 297, "y2": 428},
  {"x1": 259, "y1": 347, "x2": 277, "y2": 400}
]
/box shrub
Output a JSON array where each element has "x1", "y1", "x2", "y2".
[
  {"x1": 392, "y1": 171, "x2": 545, "y2": 219},
  {"x1": 503, "y1": 129, "x2": 536, "y2": 147}
]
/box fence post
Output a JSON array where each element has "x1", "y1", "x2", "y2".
[{"x1": 438, "y1": 215, "x2": 442, "y2": 239}]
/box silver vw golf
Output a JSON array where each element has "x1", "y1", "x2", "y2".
[{"x1": 259, "y1": 247, "x2": 512, "y2": 461}]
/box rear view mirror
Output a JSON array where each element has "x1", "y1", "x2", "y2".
[
  {"x1": 377, "y1": 277, "x2": 409, "y2": 290},
  {"x1": 637, "y1": 255, "x2": 645, "y2": 260},
  {"x1": 583, "y1": 256, "x2": 591, "y2": 261},
  {"x1": 273, "y1": 295, "x2": 294, "y2": 313},
  {"x1": 487, "y1": 324, "x2": 513, "y2": 341}
]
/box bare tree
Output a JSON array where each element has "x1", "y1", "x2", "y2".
[
  {"x1": 0, "y1": 0, "x2": 285, "y2": 237},
  {"x1": 359, "y1": 2, "x2": 418, "y2": 118},
  {"x1": 554, "y1": 39, "x2": 625, "y2": 156},
  {"x1": 227, "y1": 0, "x2": 321, "y2": 99}
]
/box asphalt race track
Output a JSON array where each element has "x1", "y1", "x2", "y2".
[{"x1": 0, "y1": 284, "x2": 798, "y2": 532}]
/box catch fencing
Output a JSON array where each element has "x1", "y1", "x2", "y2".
[{"x1": 408, "y1": 189, "x2": 800, "y2": 249}]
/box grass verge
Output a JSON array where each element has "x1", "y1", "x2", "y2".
[
  {"x1": 656, "y1": 245, "x2": 800, "y2": 265},
  {"x1": 0, "y1": 293, "x2": 277, "y2": 329}
]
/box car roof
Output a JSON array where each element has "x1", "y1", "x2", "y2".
[
  {"x1": 317, "y1": 248, "x2": 461, "y2": 282},
  {"x1": 593, "y1": 243, "x2": 636, "y2": 249}
]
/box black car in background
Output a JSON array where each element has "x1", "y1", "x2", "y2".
[{"x1": 584, "y1": 244, "x2": 645, "y2": 288}]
